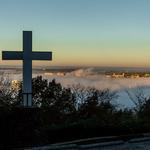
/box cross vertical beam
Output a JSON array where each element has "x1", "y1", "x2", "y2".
[{"x1": 23, "y1": 31, "x2": 32, "y2": 107}]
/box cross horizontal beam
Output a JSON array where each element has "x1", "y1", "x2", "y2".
[
  {"x1": 32, "y1": 52, "x2": 52, "y2": 60},
  {"x1": 2, "y1": 51, "x2": 22, "y2": 60},
  {"x1": 2, "y1": 51, "x2": 52, "y2": 60}
]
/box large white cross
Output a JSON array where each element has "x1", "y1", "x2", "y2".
[{"x1": 2, "y1": 31, "x2": 52, "y2": 107}]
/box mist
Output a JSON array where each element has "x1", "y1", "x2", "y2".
[{"x1": 2, "y1": 68, "x2": 150, "y2": 108}]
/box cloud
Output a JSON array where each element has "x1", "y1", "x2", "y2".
[{"x1": 42, "y1": 68, "x2": 150, "y2": 91}]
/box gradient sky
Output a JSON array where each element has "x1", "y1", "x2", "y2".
[{"x1": 0, "y1": 0, "x2": 150, "y2": 67}]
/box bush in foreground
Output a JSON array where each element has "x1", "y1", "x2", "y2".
[{"x1": 0, "y1": 76, "x2": 150, "y2": 149}]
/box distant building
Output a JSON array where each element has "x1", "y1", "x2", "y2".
[
  {"x1": 106, "y1": 75, "x2": 111, "y2": 78},
  {"x1": 44, "y1": 72, "x2": 54, "y2": 76},
  {"x1": 112, "y1": 73, "x2": 125, "y2": 78},
  {"x1": 131, "y1": 74, "x2": 139, "y2": 78},
  {"x1": 56, "y1": 72, "x2": 65, "y2": 76},
  {"x1": 144, "y1": 74, "x2": 150, "y2": 78}
]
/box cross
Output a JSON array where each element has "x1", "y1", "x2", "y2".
[{"x1": 2, "y1": 31, "x2": 52, "y2": 107}]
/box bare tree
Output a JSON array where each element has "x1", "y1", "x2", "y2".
[
  {"x1": 0, "y1": 76, "x2": 19, "y2": 107},
  {"x1": 70, "y1": 84, "x2": 118, "y2": 110},
  {"x1": 126, "y1": 87, "x2": 148, "y2": 112}
]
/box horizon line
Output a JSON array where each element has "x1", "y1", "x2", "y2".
[{"x1": 1, "y1": 65, "x2": 150, "y2": 69}]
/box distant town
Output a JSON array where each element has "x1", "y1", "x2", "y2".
[{"x1": 105, "y1": 72, "x2": 150, "y2": 78}]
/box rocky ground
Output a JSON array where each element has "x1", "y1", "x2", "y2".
[
  {"x1": 97, "y1": 141, "x2": 150, "y2": 150},
  {"x1": 25, "y1": 141, "x2": 150, "y2": 150},
  {"x1": 25, "y1": 135, "x2": 150, "y2": 150}
]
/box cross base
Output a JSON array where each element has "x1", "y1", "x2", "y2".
[{"x1": 22, "y1": 93, "x2": 32, "y2": 107}]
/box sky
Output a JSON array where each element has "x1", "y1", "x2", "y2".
[{"x1": 0, "y1": 0, "x2": 150, "y2": 67}]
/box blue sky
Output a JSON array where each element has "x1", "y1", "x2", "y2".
[{"x1": 0, "y1": 0, "x2": 150, "y2": 67}]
